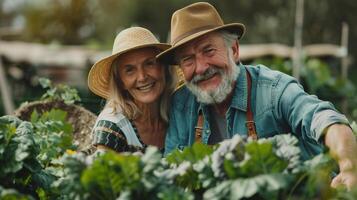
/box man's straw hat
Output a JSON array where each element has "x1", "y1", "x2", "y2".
[
  {"x1": 157, "y1": 2, "x2": 245, "y2": 65},
  {"x1": 88, "y1": 27, "x2": 170, "y2": 99}
]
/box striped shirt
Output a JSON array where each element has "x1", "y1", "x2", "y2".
[{"x1": 92, "y1": 108, "x2": 146, "y2": 153}]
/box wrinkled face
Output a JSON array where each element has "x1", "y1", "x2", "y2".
[
  {"x1": 175, "y1": 32, "x2": 240, "y2": 104},
  {"x1": 116, "y1": 47, "x2": 165, "y2": 104}
]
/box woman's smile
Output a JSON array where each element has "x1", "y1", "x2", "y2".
[{"x1": 136, "y1": 82, "x2": 156, "y2": 92}]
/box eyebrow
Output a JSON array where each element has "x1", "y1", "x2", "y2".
[
  {"x1": 144, "y1": 57, "x2": 156, "y2": 62},
  {"x1": 122, "y1": 63, "x2": 135, "y2": 68},
  {"x1": 175, "y1": 52, "x2": 191, "y2": 63}
]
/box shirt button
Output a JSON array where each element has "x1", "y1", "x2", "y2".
[{"x1": 206, "y1": 130, "x2": 210, "y2": 133}]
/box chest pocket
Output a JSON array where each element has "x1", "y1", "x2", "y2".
[{"x1": 254, "y1": 78, "x2": 281, "y2": 137}]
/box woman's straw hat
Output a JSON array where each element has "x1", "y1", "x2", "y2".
[
  {"x1": 157, "y1": 2, "x2": 245, "y2": 65},
  {"x1": 88, "y1": 27, "x2": 170, "y2": 99}
]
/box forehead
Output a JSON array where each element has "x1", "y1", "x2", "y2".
[
  {"x1": 175, "y1": 31, "x2": 224, "y2": 55},
  {"x1": 117, "y1": 47, "x2": 159, "y2": 65}
]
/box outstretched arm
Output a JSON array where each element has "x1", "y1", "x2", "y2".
[{"x1": 325, "y1": 123, "x2": 357, "y2": 190}]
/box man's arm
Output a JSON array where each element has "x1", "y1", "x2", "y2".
[
  {"x1": 273, "y1": 73, "x2": 356, "y2": 188},
  {"x1": 325, "y1": 123, "x2": 357, "y2": 190}
]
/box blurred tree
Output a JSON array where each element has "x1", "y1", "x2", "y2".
[
  {"x1": 86, "y1": 0, "x2": 136, "y2": 49},
  {"x1": 2, "y1": 0, "x2": 355, "y2": 57},
  {"x1": 21, "y1": 0, "x2": 90, "y2": 44}
]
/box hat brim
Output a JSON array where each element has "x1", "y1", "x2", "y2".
[
  {"x1": 88, "y1": 43, "x2": 171, "y2": 99},
  {"x1": 157, "y1": 23, "x2": 245, "y2": 65}
]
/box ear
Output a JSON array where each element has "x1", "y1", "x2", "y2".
[{"x1": 231, "y1": 40, "x2": 240, "y2": 62}]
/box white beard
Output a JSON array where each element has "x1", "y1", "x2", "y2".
[{"x1": 186, "y1": 54, "x2": 240, "y2": 104}]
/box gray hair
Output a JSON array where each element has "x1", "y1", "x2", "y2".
[
  {"x1": 219, "y1": 30, "x2": 239, "y2": 49},
  {"x1": 219, "y1": 30, "x2": 241, "y2": 64}
]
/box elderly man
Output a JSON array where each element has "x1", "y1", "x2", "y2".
[{"x1": 157, "y1": 2, "x2": 357, "y2": 189}]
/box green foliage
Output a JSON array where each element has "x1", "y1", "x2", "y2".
[
  {"x1": 53, "y1": 148, "x2": 194, "y2": 200},
  {"x1": 81, "y1": 152, "x2": 141, "y2": 199},
  {"x1": 166, "y1": 142, "x2": 214, "y2": 164},
  {"x1": 0, "y1": 185, "x2": 34, "y2": 200},
  {"x1": 39, "y1": 78, "x2": 81, "y2": 105},
  {"x1": 30, "y1": 109, "x2": 75, "y2": 167},
  {"x1": 2, "y1": 112, "x2": 357, "y2": 199},
  {"x1": 252, "y1": 57, "x2": 293, "y2": 75},
  {"x1": 303, "y1": 58, "x2": 332, "y2": 94},
  {"x1": 351, "y1": 121, "x2": 357, "y2": 137},
  {"x1": 0, "y1": 115, "x2": 56, "y2": 198},
  {"x1": 0, "y1": 109, "x2": 75, "y2": 199},
  {"x1": 294, "y1": 154, "x2": 337, "y2": 199},
  {"x1": 50, "y1": 153, "x2": 92, "y2": 200}
]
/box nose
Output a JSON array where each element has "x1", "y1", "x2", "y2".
[
  {"x1": 195, "y1": 56, "x2": 210, "y2": 75},
  {"x1": 137, "y1": 67, "x2": 147, "y2": 81}
]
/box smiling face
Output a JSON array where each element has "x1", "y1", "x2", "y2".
[
  {"x1": 115, "y1": 47, "x2": 165, "y2": 104},
  {"x1": 174, "y1": 31, "x2": 240, "y2": 104}
]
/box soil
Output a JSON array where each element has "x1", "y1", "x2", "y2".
[{"x1": 14, "y1": 100, "x2": 97, "y2": 151}]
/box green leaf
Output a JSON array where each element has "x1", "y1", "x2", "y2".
[
  {"x1": 231, "y1": 173, "x2": 292, "y2": 199},
  {"x1": 204, "y1": 173, "x2": 292, "y2": 200},
  {"x1": 81, "y1": 152, "x2": 141, "y2": 199},
  {"x1": 237, "y1": 140, "x2": 288, "y2": 176},
  {"x1": 38, "y1": 78, "x2": 52, "y2": 89},
  {"x1": 30, "y1": 110, "x2": 39, "y2": 124},
  {"x1": 165, "y1": 142, "x2": 214, "y2": 165}
]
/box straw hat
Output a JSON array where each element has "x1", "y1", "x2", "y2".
[
  {"x1": 88, "y1": 27, "x2": 171, "y2": 99},
  {"x1": 157, "y1": 2, "x2": 245, "y2": 65}
]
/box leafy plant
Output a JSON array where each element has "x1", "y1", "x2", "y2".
[
  {"x1": 30, "y1": 109, "x2": 75, "y2": 167},
  {"x1": 0, "y1": 115, "x2": 56, "y2": 198},
  {"x1": 39, "y1": 78, "x2": 81, "y2": 105},
  {"x1": 0, "y1": 185, "x2": 34, "y2": 200},
  {"x1": 2, "y1": 111, "x2": 357, "y2": 200},
  {"x1": 53, "y1": 148, "x2": 194, "y2": 200},
  {"x1": 0, "y1": 108, "x2": 76, "y2": 199}
]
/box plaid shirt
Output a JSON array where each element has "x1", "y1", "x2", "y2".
[{"x1": 92, "y1": 108, "x2": 146, "y2": 152}]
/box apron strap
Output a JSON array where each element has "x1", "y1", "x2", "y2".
[
  {"x1": 245, "y1": 69, "x2": 258, "y2": 140},
  {"x1": 194, "y1": 68, "x2": 258, "y2": 143},
  {"x1": 194, "y1": 110, "x2": 204, "y2": 142}
]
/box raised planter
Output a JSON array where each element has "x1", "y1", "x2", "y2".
[{"x1": 14, "y1": 100, "x2": 97, "y2": 151}]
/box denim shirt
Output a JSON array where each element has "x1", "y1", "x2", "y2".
[{"x1": 165, "y1": 64, "x2": 349, "y2": 160}]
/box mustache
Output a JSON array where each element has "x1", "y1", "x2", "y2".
[{"x1": 190, "y1": 66, "x2": 222, "y2": 84}]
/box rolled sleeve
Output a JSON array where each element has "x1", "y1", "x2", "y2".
[{"x1": 311, "y1": 109, "x2": 350, "y2": 142}]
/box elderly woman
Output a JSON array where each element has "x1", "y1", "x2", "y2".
[{"x1": 87, "y1": 27, "x2": 177, "y2": 152}]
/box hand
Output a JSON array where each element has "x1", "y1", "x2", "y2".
[
  {"x1": 324, "y1": 123, "x2": 357, "y2": 190},
  {"x1": 331, "y1": 157, "x2": 357, "y2": 190}
]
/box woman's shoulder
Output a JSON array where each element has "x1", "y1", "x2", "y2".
[{"x1": 96, "y1": 107, "x2": 126, "y2": 124}]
